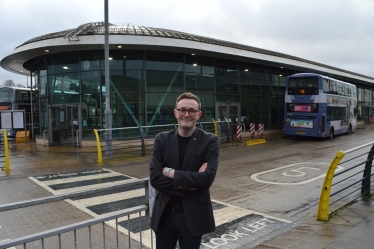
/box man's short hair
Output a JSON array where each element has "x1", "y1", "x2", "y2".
[{"x1": 175, "y1": 92, "x2": 201, "y2": 110}]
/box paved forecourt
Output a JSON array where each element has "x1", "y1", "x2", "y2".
[{"x1": 29, "y1": 169, "x2": 291, "y2": 248}]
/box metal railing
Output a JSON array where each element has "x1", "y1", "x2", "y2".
[
  {"x1": 0, "y1": 178, "x2": 152, "y2": 249},
  {"x1": 317, "y1": 141, "x2": 374, "y2": 221},
  {"x1": 93, "y1": 120, "x2": 232, "y2": 164}
]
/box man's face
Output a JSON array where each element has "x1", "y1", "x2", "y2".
[{"x1": 174, "y1": 98, "x2": 202, "y2": 129}]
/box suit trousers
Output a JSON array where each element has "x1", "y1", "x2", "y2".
[{"x1": 155, "y1": 208, "x2": 202, "y2": 249}]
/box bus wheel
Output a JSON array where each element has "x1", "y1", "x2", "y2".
[{"x1": 329, "y1": 128, "x2": 334, "y2": 139}]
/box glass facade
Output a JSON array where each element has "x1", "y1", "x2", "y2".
[{"x1": 33, "y1": 49, "x2": 353, "y2": 139}]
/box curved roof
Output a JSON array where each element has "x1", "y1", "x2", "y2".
[{"x1": 3, "y1": 22, "x2": 374, "y2": 83}]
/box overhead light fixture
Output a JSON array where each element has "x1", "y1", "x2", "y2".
[
  {"x1": 279, "y1": 74, "x2": 282, "y2": 76},
  {"x1": 191, "y1": 54, "x2": 195, "y2": 55},
  {"x1": 109, "y1": 57, "x2": 113, "y2": 60},
  {"x1": 281, "y1": 67, "x2": 283, "y2": 68},
  {"x1": 245, "y1": 69, "x2": 248, "y2": 71},
  {"x1": 123, "y1": 56, "x2": 127, "y2": 59},
  {"x1": 117, "y1": 45, "x2": 122, "y2": 48},
  {"x1": 193, "y1": 63, "x2": 197, "y2": 66},
  {"x1": 45, "y1": 49, "x2": 49, "y2": 53},
  {"x1": 63, "y1": 66, "x2": 69, "y2": 69}
]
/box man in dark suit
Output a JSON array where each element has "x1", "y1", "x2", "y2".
[{"x1": 150, "y1": 92, "x2": 219, "y2": 249}]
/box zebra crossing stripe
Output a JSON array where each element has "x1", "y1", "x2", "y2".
[
  {"x1": 34, "y1": 169, "x2": 113, "y2": 181},
  {"x1": 37, "y1": 172, "x2": 121, "y2": 185},
  {"x1": 74, "y1": 189, "x2": 145, "y2": 207}
]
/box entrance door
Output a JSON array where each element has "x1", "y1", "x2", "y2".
[
  {"x1": 48, "y1": 107, "x2": 61, "y2": 145},
  {"x1": 216, "y1": 102, "x2": 241, "y2": 124},
  {"x1": 48, "y1": 104, "x2": 82, "y2": 146}
]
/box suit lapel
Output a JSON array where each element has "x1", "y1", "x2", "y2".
[
  {"x1": 171, "y1": 129, "x2": 179, "y2": 169},
  {"x1": 182, "y1": 128, "x2": 200, "y2": 170}
]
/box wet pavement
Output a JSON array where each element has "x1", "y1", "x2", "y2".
[{"x1": 1, "y1": 128, "x2": 374, "y2": 248}]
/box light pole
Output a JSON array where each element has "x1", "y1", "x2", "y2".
[{"x1": 104, "y1": 0, "x2": 112, "y2": 155}]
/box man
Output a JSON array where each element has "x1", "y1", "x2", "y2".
[{"x1": 150, "y1": 92, "x2": 219, "y2": 249}]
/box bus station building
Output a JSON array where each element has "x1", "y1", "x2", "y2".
[{"x1": 1, "y1": 22, "x2": 374, "y2": 144}]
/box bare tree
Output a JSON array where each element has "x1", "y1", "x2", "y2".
[
  {"x1": 3, "y1": 79, "x2": 15, "y2": 86},
  {"x1": 16, "y1": 84, "x2": 26, "y2": 88}
]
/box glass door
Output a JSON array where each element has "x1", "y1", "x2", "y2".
[
  {"x1": 48, "y1": 107, "x2": 61, "y2": 145},
  {"x1": 216, "y1": 102, "x2": 240, "y2": 123},
  {"x1": 48, "y1": 104, "x2": 82, "y2": 146}
]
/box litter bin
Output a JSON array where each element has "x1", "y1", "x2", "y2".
[{"x1": 16, "y1": 131, "x2": 30, "y2": 143}]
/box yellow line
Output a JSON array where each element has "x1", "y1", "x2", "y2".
[{"x1": 246, "y1": 139, "x2": 266, "y2": 146}]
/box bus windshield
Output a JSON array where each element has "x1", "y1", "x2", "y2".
[
  {"x1": 0, "y1": 88, "x2": 13, "y2": 102},
  {"x1": 288, "y1": 77, "x2": 318, "y2": 95}
]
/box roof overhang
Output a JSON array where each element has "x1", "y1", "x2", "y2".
[{"x1": 2, "y1": 31, "x2": 374, "y2": 85}]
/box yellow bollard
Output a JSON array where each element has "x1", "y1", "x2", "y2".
[
  {"x1": 2, "y1": 129, "x2": 10, "y2": 172},
  {"x1": 93, "y1": 129, "x2": 103, "y2": 165},
  {"x1": 212, "y1": 119, "x2": 218, "y2": 136},
  {"x1": 317, "y1": 151, "x2": 345, "y2": 221}
]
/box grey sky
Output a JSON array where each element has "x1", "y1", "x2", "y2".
[{"x1": 1, "y1": 0, "x2": 373, "y2": 85}]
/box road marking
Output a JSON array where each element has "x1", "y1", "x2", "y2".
[
  {"x1": 29, "y1": 169, "x2": 291, "y2": 249},
  {"x1": 251, "y1": 162, "x2": 344, "y2": 185}
]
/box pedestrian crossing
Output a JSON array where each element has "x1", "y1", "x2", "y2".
[{"x1": 30, "y1": 169, "x2": 291, "y2": 249}]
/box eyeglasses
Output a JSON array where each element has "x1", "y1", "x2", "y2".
[{"x1": 176, "y1": 108, "x2": 199, "y2": 116}]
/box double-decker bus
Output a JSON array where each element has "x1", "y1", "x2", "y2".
[
  {"x1": 284, "y1": 73, "x2": 357, "y2": 138},
  {"x1": 0, "y1": 86, "x2": 38, "y2": 138}
]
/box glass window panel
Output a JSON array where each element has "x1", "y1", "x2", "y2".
[
  {"x1": 216, "y1": 76, "x2": 239, "y2": 95},
  {"x1": 81, "y1": 50, "x2": 101, "y2": 72},
  {"x1": 146, "y1": 92, "x2": 181, "y2": 125},
  {"x1": 262, "y1": 84, "x2": 278, "y2": 96},
  {"x1": 185, "y1": 55, "x2": 214, "y2": 74},
  {"x1": 146, "y1": 51, "x2": 183, "y2": 71},
  {"x1": 240, "y1": 78, "x2": 261, "y2": 96},
  {"x1": 215, "y1": 59, "x2": 238, "y2": 77},
  {"x1": 48, "y1": 73, "x2": 80, "y2": 104},
  {"x1": 202, "y1": 74, "x2": 214, "y2": 91},
  {"x1": 48, "y1": 51, "x2": 79, "y2": 75},
  {"x1": 216, "y1": 94, "x2": 239, "y2": 102},
  {"x1": 39, "y1": 76, "x2": 47, "y2": 96},
  {"x1": 198, "y1": 93, "x2": 215, "y2": 121},
  {"x1": 146, "y1": 71, "x2": 184, "y2": 93},
  {"x1": 186, "y1": 73, "x2": 201, "y2": 92}
]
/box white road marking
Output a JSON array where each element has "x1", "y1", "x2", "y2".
[
  {"x1": 74, "y1": 189, "x2": 145, "y2": 207},
  {"x1": 251, "y1": 162, "x2": 344, "y2": 185},
  {"x1": 37, "y1": 172, "x2": 121, "y2": 185}
]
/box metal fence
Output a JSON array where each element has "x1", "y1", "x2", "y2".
[
  {"x1": 317, "y1": 141, "x2": 374, "y2": 221},
  {"x1": 0, "y1": 179, "x2": 152, "y2": 249},
  {"x1": 93, "y1": 120, "x2": 233, "y2": 164}
]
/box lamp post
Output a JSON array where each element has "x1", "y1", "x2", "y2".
[{"x1": 104, "y1": 0, "x2": 112, "y2": 155}]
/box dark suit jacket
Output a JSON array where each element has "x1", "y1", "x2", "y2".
[{"x1": 150, "y1": 128, "x2": 219, "y2": 236}]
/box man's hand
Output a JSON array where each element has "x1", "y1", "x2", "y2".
[
  {"x1": 162, "y1": 162, "x2": 207, "y2": 182},
  {"x1": 163, "y1": 167, "x2": 175, "y2": 179},
  {"x1": 199, "y1": 162, "x2": 208, "y2": 172}
]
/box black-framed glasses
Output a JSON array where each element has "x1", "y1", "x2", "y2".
[{"x1": 176, "y1": 108, "x2": 199, "y2": 116}]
